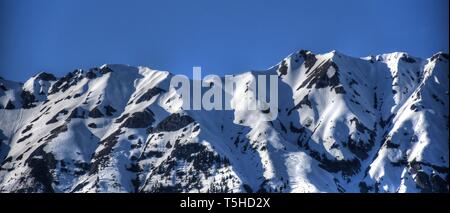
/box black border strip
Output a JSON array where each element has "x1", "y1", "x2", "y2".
[{"x1": 0, "y1": 193, "x2": 448, "y2": 211}]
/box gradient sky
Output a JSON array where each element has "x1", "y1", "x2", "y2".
[{"x1": 0, "y1": 0, "x2": 448, "y2": 82}]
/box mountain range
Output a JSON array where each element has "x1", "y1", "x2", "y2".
[{"x1": 0, "y1": 50, "x2": 448, "y2": 193}]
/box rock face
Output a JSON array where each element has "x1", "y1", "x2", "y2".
[
  {"x1": 120, "y1": 110, "x2": 155, "y2": 128},
  {"x1": 21, "y1": 91, "x2": 37, "y2": 109},
  {"x1": 4, "y1": 100, "x2": 15, "y2": 109},
  {"x1": 35, "y1": 72, "x2": 57, "y2": 81},
  {"x1": 0, "y1": 51, "x2": 448, "y2": 193},
  {"x1": 88, "y1": 106, "x2": 104, "y2": 118},
  {"x1": 152, "y1": 113, "x2": 195, "y2": 133}
]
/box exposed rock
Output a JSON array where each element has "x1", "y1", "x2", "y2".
[
  {"x1": 17, "y1": 133, "x2": 32, "y2": 143},
  {"x1": 66, "y1": 107, "x2": 85, "y2": 121},
  {"x1": 261, "y1": 108, "x2": 270, "y2": 114},
  {"x1": 414, "y1": 171, "x2": 432, "y2": 192},
  {"x1": 21, "y1": 124, "x2": 33, "y2": 134},
  {"x1": 35, "y1": 72, "x2": 56, "y2": 81},
  {"x1": 135, "y1": 87, "x2": 165, "y2": 104},
  {"x1": 85, "y1": 70, "x2": 97, "y2": 79},
  {"x1": 358, "y1": 181, "x2": 372, "y2": 193},
  {"x1": 100, "y1": 66, "x2": 113, "y2": 74},
  {"x1": 431, "y1": 174, "x2": 448, "y2": 192},
  {"x1": 430, "y1": 52, "x2": 449, "y2": 62},
  {"x1": 49, "y1": 70, "x2": 83, "y2": 95},
  {"x1": 304, "y1": 141, "x2": 361, "y2": 178},
  {"x1": 298, "y1": 50, "x2": 317, "y2": 73},
  {"x1": 334, "y1": 85, "x2": 346, "y2": 94},
  {"x1": 46, "y1": 124, "x2": 68, "y2": 142},
  {"x1": 385, "y1": 139, "x2": 400, "y2": 149},
  {"x1": 103, "y1": 105, "x2": 117, "y2": 116},
  {"x1": 319, "y1": 156, "x2": 361, "y2": 178},
  {"x1": 128, "y1": 134, "x2": 136, "y2": 140},
  {"x1": 152, "y1": 113, "x2": 195, "y2": 133},
  {"x1": 115, "y1": 113, "x2": 129, "y2": 123},
  {"x1": 24, "y1": 145, "x2": 57, "y2": 192},
  {"x1": 243, "y1": 184, "x2": 253, "y2": 193},
  {"x1": 89, "y1": 129, "x2": 124, "y2": 174},
  {"x1": 144, "y1": 142, "x2": 225, "y2": 192},
  {"x1": 5, "y1": 100, "x2": 15, "y2": 109},
  {"x1": 289, "y1": 122, "x2": 305, "y2": 133},
  {"x1": 350, "y1": 117, "x2": 370, "y2": 134},
  {"x1": 120, "y1": 109, "x2": 155, "y2": 128},
  {"x1": 46, "y1": 109, "x2": 69, "y2": 125},
  {"x1": 0, "y1": 50, "x2": 447, "y2": 193},
  {"x1": 278, "y1": 60, "x2": 288, "y2": 76},
  {"x1": 297, "y1": 59, "x2": 344, "y2": 94},
  {"x1": 88, "y1": 106, "x2": 104, "y2": 118},
  {"x1": 400, "y1": 54, "x2": 416, "y2": 63},
  {"x1": 21, "y1": 90, "x2": 36, "y2": 109},
  {"x1": 144, "y1": 151, "x2": 164, "y2": 158},
  {"x1": 346, "y1": 117, "x2": 375, "y2": 159},
  {"x1": 73, "y1": 93, "x2": 82, "y2": 98},
  {"x1": 0, "y1": 83, "x2": 8, "y2": 91}
]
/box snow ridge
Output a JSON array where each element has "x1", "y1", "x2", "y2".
[{"x1": 0, "y1": 50, "x2": 448, "y2": 193}]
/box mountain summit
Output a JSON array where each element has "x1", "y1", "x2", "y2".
[{"x1": 0, "y1": 50, "x2": 448, "y2": 193}]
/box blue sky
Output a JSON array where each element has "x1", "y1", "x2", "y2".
[{"x1": 0, "y1": 0, "x2": 448, "y2": 81}]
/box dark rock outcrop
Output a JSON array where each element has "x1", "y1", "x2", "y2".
[
  {"x1": 35, "y1": 72, "x2": 57, "y2": 81},
  {"x1": 5, "y1": 100, "x2": 15, "y2": 109},
  {"x1": 400, "y1": 54, "x2": 416, "y2": 63},
  {"x1": 24, "y1": 145, "x2": 57, "y2": 192},
  {"x1": 298, "y1": 50, "x2": 317, "y2": 73},
  {"x1": 152, "y1": 113, "x2": 195, "y2": 133},
  {"x1": 103, "y1": 105, "x2": 117, "y2": 116},
  {"x1": 100, "y1": 66, "x2": 113, "y2": 74},
  {"x1": 120, "y1": 109, "x2": 155, "y2": 128},
  {"x1": 49, "y1": 70, "x2": 83, "y2": 95},
  {"x1": 297, "y1": 59, "x2": 345, "y2": 94},
  {"x1": 21, "y1": 90, "x2": 37, "y2": 109},
  {"x1": 135, "y1": 87, "x2": 165, "y2": 104},
  {"x1": 88, "y1": 106, "x2": 104, "y2": 118},
  {"x1": 278, "y1": 60, "x2": 288, "y2": 76}
]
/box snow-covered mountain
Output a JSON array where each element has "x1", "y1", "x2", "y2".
[{"x1": 0, "y1": 50, "x2": 448, "y2": 193}]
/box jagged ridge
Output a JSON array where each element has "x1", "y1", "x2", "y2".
[{"x1": 0, "y1": 51, "x2": 448, "y2": 193}]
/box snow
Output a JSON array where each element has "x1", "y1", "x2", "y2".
[{"x1": 0, "y1": 50, "x2": 448, "y2": 193}]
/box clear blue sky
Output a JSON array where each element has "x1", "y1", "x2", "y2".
[{"x1": 0, "y1": 0, "x2": 448, "y2": 82}]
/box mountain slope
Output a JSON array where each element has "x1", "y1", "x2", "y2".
[{"x1": 0, "y1": 50, "x2": 448, "y2": 193}]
